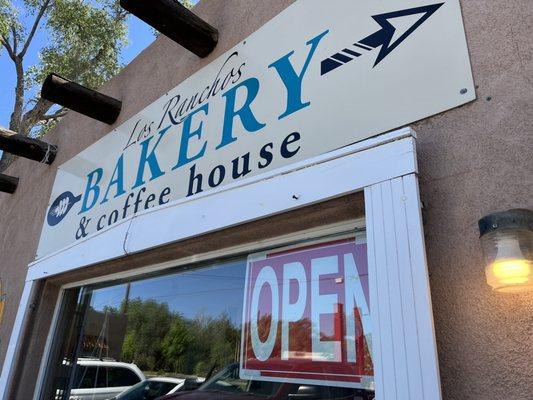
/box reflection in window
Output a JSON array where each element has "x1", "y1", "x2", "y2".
[
  {"x1": 79, "y1": 261, "x2": 245, "y2": 378},
  {"x1": 73, "y1": 366, "x2": 96, "y2": 389},
  {"x1": 43, "y1": 238, "x2": 375, "y2": 400}
]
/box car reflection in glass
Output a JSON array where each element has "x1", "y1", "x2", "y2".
[
  {"x1": 157, "y1": 363, "x2": 374, "y2": 400},
  {"x1": 111, "y1": 377, "x2": 204, "y2": 400}
]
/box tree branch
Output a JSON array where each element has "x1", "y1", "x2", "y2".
[
  {"x1": 0, "y1": 35, "x2": 16, "y2": 60},
  {"x1": 9, "y1": 56, "x2": 25, "y2": 132},
  {"x1": 41, "y1": 108, "x2": 67, "y2": 121},
  {"x1": 10, "y1": 24, "x2": 17, "y2": 54},
  {"x1": 19, "y1": 0, "x2": 52, "y2": 58},
  {"x1": 19, "y1": 97, "x2": 54, "y2": 137}
]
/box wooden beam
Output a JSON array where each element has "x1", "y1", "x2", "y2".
[
  {"x1": 41, "y1": 74, "x2": 122, "y2": 125},
  {"x1": 0, "y1": 174, "x2": 18, "y2": 194},
  {"x1": 120, "y1": 0, "x2": 218, "y2": 58},
  {"x1": 0, "y1": 127, "x2": 57, "y2": 165}
]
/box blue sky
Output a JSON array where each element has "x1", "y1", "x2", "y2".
[
  {"x1": 0, "y1": 0, "x2": 199, "y2": 130},
  {"x1": 90, "y1": 259, "x2": 247, "y2": 326}
]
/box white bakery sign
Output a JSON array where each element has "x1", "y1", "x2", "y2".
[{"x1": 37, "y1": 0, "x2": 474, "y2": 258}]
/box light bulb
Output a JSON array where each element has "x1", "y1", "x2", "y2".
[
  {"x1": 487, "y1": 259, "x2": 532, "y2": 291},
  {"x1": 479, "y1": 209, "x2": 533, "y2": 293}
]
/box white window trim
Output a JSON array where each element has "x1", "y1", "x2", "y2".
[{"x1": 0, "y1": 127, "x2": 443, "y2": 400}]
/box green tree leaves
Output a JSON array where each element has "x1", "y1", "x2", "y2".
[
  {"x1": 0, "y1": 0, "x2": 192, "y2": 171},
  {"x1": 0, "y1": 1, "x2": 13, "y2": 42},
  {"x1": 27, "y1": 0, "x2": 128, "y2": 92},
  {"x1": 119, "y1": 298, "x2": 240, "y2": 376},
  {"x1": 120, "y1": 299, "x2": 174, "y2": 371},
  {"x1": 162, "y1": 317, "x2": 193, "y2": 373}
]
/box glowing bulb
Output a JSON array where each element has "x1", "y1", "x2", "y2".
[
  {"x1": 479, "y1": 209, "x2": 533, "y2": 293},
  {"x1": 486, "y1": 259, "x2": 532, "y2": 292},
  {"x1": 491, "y1": 259, "x2": 531, "y2": 282}
]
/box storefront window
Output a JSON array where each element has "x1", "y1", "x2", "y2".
[{"x1": 42, "y1": 234, "x2": 373, "y2": 400}]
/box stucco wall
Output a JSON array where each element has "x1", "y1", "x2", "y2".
[
  {"x1": 0, "y1": 0, "x2": 531, "y2": 399},
  {"x1": 413, "y1": 0, "x2": 533, "y2": 398}
]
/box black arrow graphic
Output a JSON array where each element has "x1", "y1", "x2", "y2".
[{"x1": 321, "y1": 3, "x2": 444, "y2": 75}]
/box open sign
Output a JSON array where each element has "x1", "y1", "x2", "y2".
[{"x1": 240, "y1": 239, "x2": 373, "y2": 389}]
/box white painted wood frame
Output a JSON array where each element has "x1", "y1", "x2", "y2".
[
  {"x1": 365, "y1": 175, "x2": 441, "y2": 400},
  {"x1": 0, "y1": 127, "x2": 442, "y2": 400}
]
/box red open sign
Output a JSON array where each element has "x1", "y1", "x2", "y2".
[{"x1": 240, "y1": 239, "x2": 373, "y2": 389}]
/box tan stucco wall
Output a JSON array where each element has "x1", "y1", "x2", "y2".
[{"x1": 0, "y1": 0, "x2": 531, "y2": 399}]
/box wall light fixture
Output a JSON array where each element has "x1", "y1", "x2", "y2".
[{"x1": 479, "y1": 209, "x2": 533, "y2": 293}]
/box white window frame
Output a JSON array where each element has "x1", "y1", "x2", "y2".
[{"x1": 0, "y1": 127, "x2": 442, "y2": 400}]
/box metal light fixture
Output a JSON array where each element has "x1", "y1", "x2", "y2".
[{"x1": 479, "y1": 209, "x2": 533, "y2": 293}]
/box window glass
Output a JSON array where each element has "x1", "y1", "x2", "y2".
[
  {"x1": 117, "y1": 381, "x2": 178, "y2": 400},
  {"x1": 201, "y1": 363, "x2": 282, "y2": 396},
  {"x1": 43, "y1": 235, "x2": 374, "y2": 400},
  {"x1": 102, "y1": 367, "x2": 141, "y2": 387},
  {"x1": 73, "y1": 366, "x2": 97, "y2": 389}
]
